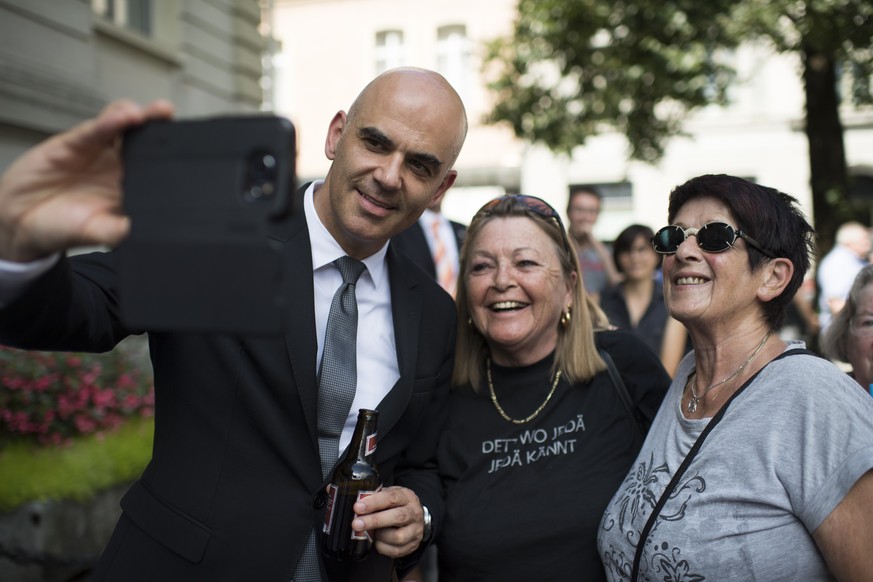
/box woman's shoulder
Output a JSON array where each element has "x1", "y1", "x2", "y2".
[
  {"x1": 780, "y1": 349, "x2": 858, "y2": 380},
  {"x1": 598, "y1": 286, "x2": 625, "y2": 313},
  {"x1": 775, "y1": 343, "x2": 848, "y2": 377},
  {"x1": 595, "y1": 328, "x2": 652, "y2": 354},
  {"x1": 765, "y1": 344, "x2": 872, "y2": 407},
  {"x1": 595, "y1": 329, "x2": 669, "y2": 378}
]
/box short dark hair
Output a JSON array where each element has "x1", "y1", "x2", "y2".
[
  {"x1": 612, "y1": 224, "x2": 656, "y2": 274},
  {"x1": 666, "y1": 174, "x2": 815, "y2": 330},
  {"x1": 567, "y1": 185, "x2": 602, "y2": 213}
]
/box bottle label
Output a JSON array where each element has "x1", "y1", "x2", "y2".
[
  {"x1": 365, "y1": 433, "x2": 377, "y2": 457},
  {"x1": 351, "y1": 485, "x2": 382, "y2": 541},
  {"x1": 322, "y1": 483, "x2": 338, "y2": 534}
]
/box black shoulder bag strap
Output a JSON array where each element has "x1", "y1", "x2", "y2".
[
  {"x1": 598, "y1": 348, "x2": 645, "y2": 438},
  {"x1": 629, "y1": 348, "x2": 819, "y2": 581}
]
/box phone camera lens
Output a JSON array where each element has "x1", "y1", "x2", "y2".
[{"x1": 243, "y1": 151, "x2": 279, "y2": 204}]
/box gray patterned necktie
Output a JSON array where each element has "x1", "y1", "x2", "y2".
[
  {"x1": 317, "y1": 256, "x2": 366, "y2": 477},
  {"x1": 293, "y1": 256, "x2": 366, "y2": 582}
]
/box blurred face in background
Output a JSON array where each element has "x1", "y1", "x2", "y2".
[
  {"x1": 617, "y1": 234, "x2": 660, "y2": 283},
  {"x1": 843, "y1": 224, "x2": 872, "y2": 260},
  {"x1": 847, "y1": 282, "x2": 873, "y2": 389},
  {"x1": 567, "y1": 191, "x2": 600, "y2": 240}
]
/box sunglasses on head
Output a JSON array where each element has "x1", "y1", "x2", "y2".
[
  {"x1": 651, "y1": 222, "x2": 775, "y2": 258},
  {"x1": 476, "y1": 194, "x2": 564, "y2": 228},
  {"x1": 475, "y1": 194, "x2": 573, "y2": 254}
]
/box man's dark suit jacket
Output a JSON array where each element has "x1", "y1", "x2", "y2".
[
  {"x1": 0, "y1": 196, "x2": 456, "y2": 581},
  {"x1": 390, "y1": 218, "x2": 466, "y2": 281}
]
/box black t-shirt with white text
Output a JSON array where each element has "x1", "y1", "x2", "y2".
[{"x1": 436, "y1": 330, "x2": 669, "y2": 581}]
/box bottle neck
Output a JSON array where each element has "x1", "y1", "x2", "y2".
[{"x1": 347, "y1": 410, "x2": 378, "y2": 463}]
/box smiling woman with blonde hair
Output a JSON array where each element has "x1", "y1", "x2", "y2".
[{"x1": 436, "y1": 194, "x2": 670, "y2": 581}]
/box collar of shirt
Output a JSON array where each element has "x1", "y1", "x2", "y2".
[
  {"x1": 304, "y1": 182, "x2": 399, "y2": 452},
  {"x1": 304, "y1": 181, "x2": 389, "y2": 286}
]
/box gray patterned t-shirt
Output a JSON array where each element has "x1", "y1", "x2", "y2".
[{"x1": 597, "y1": 341, "x2": 873, "y2": 581}]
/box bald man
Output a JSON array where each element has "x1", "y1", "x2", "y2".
[
  {"x1": 817, "y1": 221, "x2": 871, "y2": 330},
  {"x1": 0, "y1": 68, "x2": 467, "y2": 581}
]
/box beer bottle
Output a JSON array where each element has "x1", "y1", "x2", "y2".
[{"x1": 320, "y1": 408, "x2": 382, "y2": 561}]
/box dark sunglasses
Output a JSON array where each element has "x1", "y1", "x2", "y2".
[{"x1": 651, "y1": 222, "x2": 775, "y2": 258}]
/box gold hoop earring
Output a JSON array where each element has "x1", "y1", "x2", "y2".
[{"x1": 560, "y1": 307, "x2": 571, "y2": 328}]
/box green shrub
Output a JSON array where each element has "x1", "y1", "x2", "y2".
[{"x1": 0, "y1": 416, "x2": 154, "y2": 511}]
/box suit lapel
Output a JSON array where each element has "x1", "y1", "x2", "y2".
[
  {"x1": 269, "y1": 198, "x2": 320, "y2": 447},
  {"x1": 376, "y1": 246, "x2": 422, "y2": 440}
]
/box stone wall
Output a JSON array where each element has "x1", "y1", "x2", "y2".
[{"x1": 0, "y1": 483, "x2": 130, "y2": 582}]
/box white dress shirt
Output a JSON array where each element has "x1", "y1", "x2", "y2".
[{"x1": 304, "y1": 182, "x2": 399, "y2": 453}]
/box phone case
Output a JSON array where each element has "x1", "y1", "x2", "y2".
[{"x1": 117, "y1": 116, "x2": 297, "y2": 333}]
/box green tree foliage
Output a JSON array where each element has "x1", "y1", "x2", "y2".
[{"x1": 485, "y1": 0, "x2": 873, "y2": 249}]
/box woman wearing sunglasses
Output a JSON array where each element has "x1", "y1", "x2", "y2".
[
  {"x1": 435, "y1": 195, "x2": 670, "y2": 580},
  {"x1": 598, "y1": 174, "x2": 873, "y2": 581}
]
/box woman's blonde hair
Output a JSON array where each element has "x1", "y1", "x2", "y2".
[{"x1": 452, "y1": 195, "x2": 607, "y2": 390}]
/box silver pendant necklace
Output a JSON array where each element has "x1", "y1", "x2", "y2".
[{"x1": 687, "y1": 331, "x2": 771, "y2": 414}]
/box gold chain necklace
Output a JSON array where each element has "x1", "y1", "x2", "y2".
[
  {"x1": 487, "y1": 358, "x2": 563, "y2": 424},
  {"x1": 687, "y1": 331, "x2": 771, "y2": 413}
]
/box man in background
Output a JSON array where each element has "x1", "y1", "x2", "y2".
[
  {"x1": 817, "y1": 221, "x2": 871, "y2": 331},
  {"x1": 566, "y1": 185, "x2": 622, "y2": 303},
  {"x1": 392, "y1": 197, "x2": 466, "y2": 299}
]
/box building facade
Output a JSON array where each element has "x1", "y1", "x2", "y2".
[
  {"x1": 0, "y1": 0, "x2": 267, "y2": 171},
  {"x1": 269, "y1": 0, "x2": 873, "y2": 239}
]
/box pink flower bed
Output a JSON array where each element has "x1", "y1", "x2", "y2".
[{"x1": 0, "y1": 345, "x2": 154, "y2": 446}]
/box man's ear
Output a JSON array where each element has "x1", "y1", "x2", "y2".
[
  {"x1": 324, "y1": 111, "x2": 347, "y2": 161},
  {"x1": 428, "y1": 169, "x2": 457, "y2": 209},
  {"x1": 758, "y1": 257, "x2": 794, "y2": 302}
]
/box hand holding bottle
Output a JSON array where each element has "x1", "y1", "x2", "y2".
[
  {"x1": 350, "y1": 485, "x2": 428, "y2": 559},
  {"x1": 319, "y1": 408, "x2": 430, "y2": 561}
]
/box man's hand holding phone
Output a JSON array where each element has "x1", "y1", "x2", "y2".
[{"x1": 0, "y1": 100, "x2": 174, "y2": 263}]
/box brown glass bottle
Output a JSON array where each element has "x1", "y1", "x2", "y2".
[{"x1": 320, "y1": 408, "x2": 382, "y2": 562}]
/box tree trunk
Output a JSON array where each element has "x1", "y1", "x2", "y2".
[{"x1": 802, "y1": 46, "x2": 849, "y2": 259}]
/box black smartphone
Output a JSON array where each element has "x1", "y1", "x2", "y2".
[{"x1": 117, "y1": 115, "x2": 297, "y2": 334}]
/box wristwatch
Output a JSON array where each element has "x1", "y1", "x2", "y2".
[{"x1": 421, "y1": 505, "x2": 432, "y2": 542}]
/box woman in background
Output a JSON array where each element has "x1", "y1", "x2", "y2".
[
  {"x1": 600, "y1": 224, "x2": 688, "y2": 375},
  {"x1": 821, "y1": 263, "x2": 873, "y2": 393}
]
